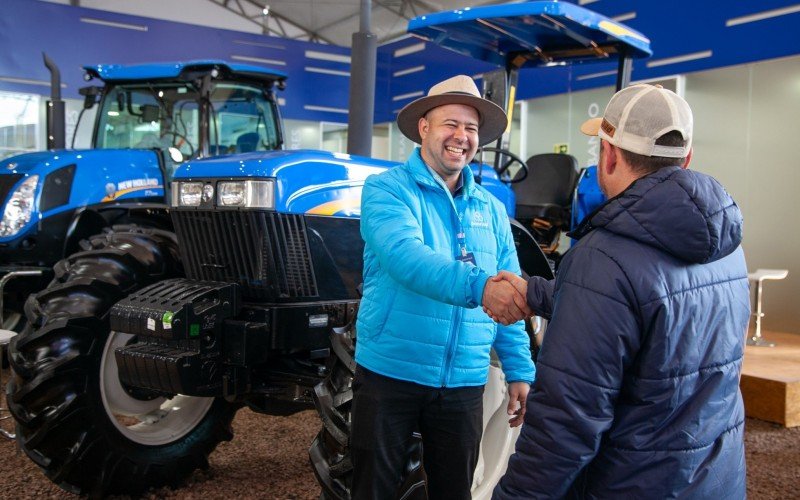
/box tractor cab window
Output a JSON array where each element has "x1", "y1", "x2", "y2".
[
  {"x1": 210, "y1": 83, "x2": 280, "y2": 155},
  {"x1": 95, "y1": 84, "x2": 199, "y2": 161}
]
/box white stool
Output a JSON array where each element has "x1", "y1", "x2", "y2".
[
  {"x1": 0, "y1": 328, "x2": 16, "y2": 439},
  {"x1": 747, "y1": 269, "x2": 789, "y2": 347}
]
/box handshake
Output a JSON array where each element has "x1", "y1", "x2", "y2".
[{"x1": 482, "y1": 271, "x2": 533, "y2": 325}]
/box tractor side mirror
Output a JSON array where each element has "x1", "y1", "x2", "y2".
[
  {"x1": 140, "y1": 104, "x2": 160, "y2": 123},
  {"x1": 78, "y1": 85, "x2": 102, "y2": 110}
]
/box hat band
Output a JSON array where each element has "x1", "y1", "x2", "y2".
[{"x1": 439, "y1": 90, "x2": 479, "y2": 97}]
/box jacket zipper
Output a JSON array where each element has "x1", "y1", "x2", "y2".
[{"x1": 440, "y1": 189, "x2": 465, "y2": 387}]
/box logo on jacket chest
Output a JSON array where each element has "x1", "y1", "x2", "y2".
[{"x1": 470, "y1": 210, "x2": 489, "y2": 228}]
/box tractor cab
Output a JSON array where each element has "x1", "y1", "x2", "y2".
[
  {"x1": 408, "y1": 2, "x2": 651, "y2": 266},
  {"x1": 82, "y1": 60, "x2": 286, "y2": 174}
]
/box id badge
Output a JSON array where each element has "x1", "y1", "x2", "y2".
[{"x1": 457, "y1": 252, "x2": 477, "y2": 265}]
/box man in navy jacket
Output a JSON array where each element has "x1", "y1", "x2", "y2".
[{"x1": 492, "y1": 84, "x2": 749, "y2": 499}]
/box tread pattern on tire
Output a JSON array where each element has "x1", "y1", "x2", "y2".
[
  {"x1": 310, "y1": 324, "x2": 425, "y2": 500},
  {"x1": 7, "y1": 225, "x2": 238, "y2": 497}
]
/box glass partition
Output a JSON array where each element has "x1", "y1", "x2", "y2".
[{"x1": 0, "y1": 91, "x2": 40, "y2": 159}]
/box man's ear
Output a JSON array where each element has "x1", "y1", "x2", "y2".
[
  {"x1": 682, "y1": 148, "x2": 693, "y2": 169},
  {"x1": 601, "y1": 140, "x2": 617, "y2": 174},
  {"x1": 418, "y1": 117, "x2": 429, "y2": 141}
]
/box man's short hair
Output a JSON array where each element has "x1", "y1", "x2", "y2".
[{"x1": 620, "y1": 131, "x2": 687, "y2": 174}]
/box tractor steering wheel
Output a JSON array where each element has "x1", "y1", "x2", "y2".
[
  {"x1": 163, "y1": 131, "x2": 196, "y2": 160},
  {"x1": 480, "y1": 147, "x2": 529, "y2": 183}
]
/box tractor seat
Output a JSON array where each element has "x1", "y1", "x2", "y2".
[
  {"x1": 512, "y1": 153, "x2": 580, "y2": 228},
  {"x1": 236, "y1": 132, "x2": 260, "y2": 153}
]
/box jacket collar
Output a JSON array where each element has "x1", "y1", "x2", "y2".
[{"x1": 406, "y1": 147, "x2": 487, "y2": 203}]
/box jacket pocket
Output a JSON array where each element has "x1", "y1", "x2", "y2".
[{"x1": 357, "y1": 285, "x2": 398, "y2": 342}]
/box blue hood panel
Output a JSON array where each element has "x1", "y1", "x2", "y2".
[
  {"x1": 0, "y1": 149, "x2": 165, "y2": 242},
  {"x1": 176, "y1": 150, "x2": 393, "y2": 216},
  {"x1": 175, "y1": 149, "x2": 516, "y2": 217}
]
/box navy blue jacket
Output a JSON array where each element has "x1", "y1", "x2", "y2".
[{"x1": 495, "y1": 167, "x2": 749, "y2": 499}]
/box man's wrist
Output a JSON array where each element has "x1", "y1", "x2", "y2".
[{"x1": 471, "y1": 271, "x2": 490, "y2": 308}]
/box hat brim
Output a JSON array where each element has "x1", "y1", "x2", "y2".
[
  {"x1": 397, "y1": 93, "x2": 508, "y2": 147},
  {"x1": 580, "y1": 117, "x2": 603, "y2": 136}
]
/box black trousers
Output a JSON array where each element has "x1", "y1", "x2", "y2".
[{"x1": 350, "y1": 365, "x2": 484, "y2": 500}]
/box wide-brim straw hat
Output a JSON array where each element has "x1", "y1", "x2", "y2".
[{"x1": 397, "y1": 75, "x2": 508, "y2": 147}]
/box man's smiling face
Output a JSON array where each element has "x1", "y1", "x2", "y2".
[{"x1": 418, "y1": 104, "x2": 480, "y2": 183}]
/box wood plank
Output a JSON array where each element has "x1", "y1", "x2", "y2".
[
  {"x1": 787, "y1": 381, "x2": 799, "y2": 427},
  {"x1": 740, "y1": 330, "x2": 800, "y2": 427},
  {"x1": 741, "y1": 375, "x2": 787, "y2": 425},
  {"x1": 742, "y1": 331, "x2": 800, "y2": 383}
]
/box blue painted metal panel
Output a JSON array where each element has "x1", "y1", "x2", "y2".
[
  {"x1": 175, "y1": 149, "x2": 516, "y2": 217},
  {"x1": 407, "y1": 1, "x2": 651, "y2": 66},
  {"x1": 3, "y1": 0, "x2": 799, "y2": 123},
  {"x1": 0, "y1": 0, "x2": 364, "y2": 123},
  {"x1": 0, "y1": 149, "x2": 164, "y2": 243},
  {"x1": 381, "y1": 0, "x2": 800, "y2": 104},
  {"x1": 84, "y1": 60, "x2": 287, "y2": 82}
]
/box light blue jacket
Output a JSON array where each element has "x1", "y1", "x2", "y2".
[{"x1": 355, "y1": 148, "x2": 535, "y2": 388}]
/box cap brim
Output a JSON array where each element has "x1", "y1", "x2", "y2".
[
  {"x1": 580, "y1": 117, "x2": 603, "y2": 137},
  {"x1": 397, "y1": 93, "x2": 508, "y2": 147}
]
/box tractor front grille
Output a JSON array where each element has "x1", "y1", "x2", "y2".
[{"x1": 172, "y1": 210, "x2": 318, "y2": 300}]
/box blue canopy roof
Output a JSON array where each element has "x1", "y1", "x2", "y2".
[
  {"x1": 83, "y1": 59, "x2": 287, "y2": 84},
  {"x1": 408, "y1": 1, "x2": 651, "y2": 69}
]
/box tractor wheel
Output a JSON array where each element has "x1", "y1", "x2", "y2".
[
  {"x1": 7, "y1": 225, "x2": 238, "y2": 497},
  {"x1": 310, "y1": 323, "x2": 520, "y2": 499},
  {"x1": 0, "y1": 311, "x2": 25, "y2": 368}
]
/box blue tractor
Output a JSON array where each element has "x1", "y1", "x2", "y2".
[
  {"x1": 0, "y1": 59, "x2": 286, "y2": 332},
  {"x1": 6, "y1": 2, "x2": 649, "y2": 498}
]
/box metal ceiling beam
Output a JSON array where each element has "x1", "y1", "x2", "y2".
[
  {"x1": 238, "y1": 0, "x2": 336, "y2": 44},
  {"x1": 313, "y1": 0, "x2": 412, "y2": 35},
  {"x1": 205, "y1": 0, "x2": 335, "y2": 44},
  {"x1": 377, "y1": 0, "x2": 510, "y2": 44},
  {"x1": 373, "y1": 0, "x2": 413, "y2": 21}
]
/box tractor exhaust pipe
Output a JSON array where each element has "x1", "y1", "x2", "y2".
[
  {"x1": 346, "y1": 0, "x2": 377, "y2": 157},
  {"x1": 43, "y1": 52, "x2": 66, "y2": 150}
]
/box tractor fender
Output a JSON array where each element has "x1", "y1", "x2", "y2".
[
  {"x1": 509, "y1": 217, "x2": 554, "y2": 280},
  {"x1": 64, "y1": 202, "x2": 172, "y2": 256}
]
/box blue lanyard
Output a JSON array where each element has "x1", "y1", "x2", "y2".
[{"x1": 456, "y1": 212, "x2": 467, "y2": 257}]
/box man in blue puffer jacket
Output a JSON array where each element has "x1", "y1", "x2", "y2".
[
  {"x1": 351, "y1": 75, "x2": 536, "y2": 499},
  {"x1": 493, "y1": 84, "x2": 749, "y2": 499}
]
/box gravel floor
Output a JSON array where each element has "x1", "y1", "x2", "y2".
[{"x1": 1, "y1": 368, "x2": 798, "y2": 499}]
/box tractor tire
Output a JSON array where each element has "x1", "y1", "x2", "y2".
[
  {"x1": 0, "y1": 311, "x2": 25, "y2": 368},
  {"x1": 309, "y1": 323, "x2": 427, "y2": 500},
  {"x1": 6, "y1": 225, "x2": 238, "y2": 497},
  {"x1": 310, "y1": 323, "x2": 520, "y2": 499}
]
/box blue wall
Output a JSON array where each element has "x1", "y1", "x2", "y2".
[
  {"x1": 380, "y1": 0, "x2": 800, "y2": 121},
  {"x1": 2, "y1": 0, "x2": 799, "y2": 124},
  {"x1": 0, "y1": 0, "x2": 386, "y2": 124}
]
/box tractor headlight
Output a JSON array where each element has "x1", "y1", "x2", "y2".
[
  {"x1": 218, "y1": 180, "x2": 274, "y2": 208},
  {"x1": 176, "y1": 182, "x2": 203, "y2": 206},
  {"x1": 0, "y1": 175, "x2": 39, "y2": 237},
  {"x1": 172, "y1": 179, "x2": 274, "y2": 208}
]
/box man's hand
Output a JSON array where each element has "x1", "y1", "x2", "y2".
[
  {"x1": 482, "y1": 277, "x2": 531, "y2": 325},
  {"x1": 493, "y1": 270, "x2": 528, "y2": 296},
  {"x1": 507, "y1": 381, "x2": 530, "y2": 427},
  {"x1": 483, "y1": 272, "x2": 531, "y2": 324}
]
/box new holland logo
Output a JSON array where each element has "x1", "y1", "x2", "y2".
[{"x1": 471, "y1": 211, "x2": 489, "y2": 228}]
